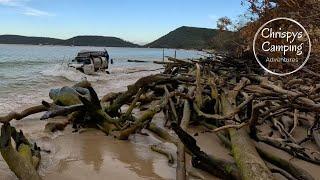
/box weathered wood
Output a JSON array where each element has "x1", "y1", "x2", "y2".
[
  {"x1": 214, "y1": 122, "x2": 247, "y2": 132},
  {"x1": 40, "y1": 101, "x2": 84, "y2": 120},
  {"x1": 0, "y1": 105, "x2": 47, "y2": 123},
  {"x1": 220, "y1": 78, "x2": 274, "y2": 180},
  {"x1": 214, "y1": 128, "x2": 314, "y2": 180},
  {"x1": 147, "y1": 122, "x2": 178, "y2": 145},
  {"x1": 150, "y1": 144, "x2": 174, "y2": 164},
  {"x1": 313, "y1": 129, "x2": 320, "y2": 150},
  {"x1": 261, "y1": 81, "x2": 320, "y2": 111},
  {"x1": 44, "y1": 112, "x2": 80, "y2": 132},
  {"x1": 1, "y1": 53, "x2": 319, "y2": 180},
  {"x1": 107, "y1": 74, "x2": 173, "y2": 116},
  {"x1": 116, "y1": 96, "x2": 168, "y2": 140},
  {"x1": 256, "y1": 144, "x2": 315, "y2": 180},
  {"x1": 127, "y1": 59, "x2": 149, "y2": 63},
  {"x1": 193, "y1": 94, "x2": 254, "y2": 121},
  {"x1": 101, "y1": 92, "x2": 123, "y2": 103},
  {"x1": 257, "y1": 135, "x2": 320, "y2": 165},
  {"x1": 122, "y1": 88, "x2": 145, "y2": 119},
  {"x1": 171, "y1": 122, "x2": 241, "y2": 180},
  {"x1": 167, "y1": 57, "x2": 194, "y2": 65},
  {"x1": 176, "y1": 99, "x2": 191, "y2": 180},
  {"x1": 195, "y1": 63, "x2": 203, "y2": 109},
  {"x1": 0, "y1": 124, "x2": 42, "y2": 180},
  {"x1": 164, "y1": 86, "x2": 178, "y2": 122},
  {"x1": 228, "y1": 128, "x2": 273, "y2": 180}
]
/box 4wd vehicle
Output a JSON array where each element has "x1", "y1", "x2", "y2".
[{"x1": 68, "y1": 50, "x2": 110, "y2": 74}]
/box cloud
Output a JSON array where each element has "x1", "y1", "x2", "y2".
[
  {"x1": 0, "y1": 0, "x2": 54, "y2": 17},
  {"x1": 0, "y1": 0, "x2": 26, "y2": 6},
  {"x1": 23, "y1": 7, "x2": 54, "y2": 16}
]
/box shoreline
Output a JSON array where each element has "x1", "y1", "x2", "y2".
[{"x1": 0, "y1": 43, "x2": 202, "y2": 51}]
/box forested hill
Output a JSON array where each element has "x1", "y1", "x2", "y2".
[
  {"x1": 0, "y1": 35, "x2": 62, "y2": 45},
  {"x1": 60, "y1": 36, "x2": 139, "y2": 47},
  {"x1": 145, "y1": 26, "x2": 238, "y2": 50},
  {"x1": 0, "y1": 35, "x2": 139, "y2": 47},
  {"x1": 0, "y1": 27, "x2": 237, "y2": 50}
]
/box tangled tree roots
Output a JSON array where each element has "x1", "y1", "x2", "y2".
[{"x1": 0, "y1": 53, "x2": 319, "y2": 179}]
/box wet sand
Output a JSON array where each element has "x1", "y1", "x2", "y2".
[
  {"x1": 0, "y1": 117, "x2": 176, "y2": 180},
  {"x1": 0, "y1": 115, "x2": 218, "y2": 180},
  {"x1": 0, "y1": 71, "x2": 319, "y2": 180},
  {"x1": 1, "y1": 115, "x2": 319, "y2": 180},
  {"x1": 43, "y1": 128, "x2": 175, "y2": 180}
]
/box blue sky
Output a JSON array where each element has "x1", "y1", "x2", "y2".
[{"x1": 0, "y1": 0, "x2": 246, "y2": 44}]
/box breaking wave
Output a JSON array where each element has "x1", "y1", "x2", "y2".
[
  {"x1": 40, "y1": 62, "x2": 162, "y2": 82},
  {"x1": 41, "y1": 63, "x2": 109, "y2": 82}
]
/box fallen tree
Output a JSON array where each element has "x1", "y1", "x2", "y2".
[{"x1": 0, "y1": 53, "x2": 319, "y2": 179}]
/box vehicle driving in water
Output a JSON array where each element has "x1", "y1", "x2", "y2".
[{"x1": 68, "y1": 50, "x2": 110, "y2": 75}]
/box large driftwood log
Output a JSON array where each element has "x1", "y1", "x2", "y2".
[
  {"x1": 215, "y1": 126, "x2": 315, "y2": 180},
  {"x1": 0, "y1": 124, "x2": 42, "y2": 180},
  {"x1": 220, "y1": 78, "x2": 274, "y2": 180},
  {"x1": 176, "y1": 99, "x2": 191, "y2": 180},
  {"x1": 256, "y1": 144, "x2": 315, "y2": 180},
  {"x1": 214, "y1": 123, "x2": 315, "y2": 180}
]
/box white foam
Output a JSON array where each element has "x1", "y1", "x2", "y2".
[
  {"x1": 41, "y1": 63, "x2": 109, "y2": 82},
  {"x1": 0, "y1": 62, "x2": 162, "y2": 113}
]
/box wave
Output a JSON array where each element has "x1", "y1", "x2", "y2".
[
  {"x1": 109, "y1": 66, "x2": 154, "y2": 74},
  {"x1": 0, "y1": 60, "x2": 59, "y2": 69},
  {"x1": 40, "y1": 63, "x2": 110, "y2": 82}
]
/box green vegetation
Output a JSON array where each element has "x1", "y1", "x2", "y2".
[
  {"x1": 0, "y1": 27, "x2": 239, "y2": 50},
  {"x1": 0, "y1": 35, "x2": 61, "y2": 45},
  {"x1": 0, "y1": 35, "x2": 139, "y2": 47},
  {"x1": 61, "y1": 36, "x2": 139, "y2": 47},
  {"x1": 145, "y1": 26, "x2": 239, "y2": 51}
]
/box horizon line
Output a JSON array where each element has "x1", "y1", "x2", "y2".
[{"x1": 0, "y1": 25, "x2": 220, "y2": 45}]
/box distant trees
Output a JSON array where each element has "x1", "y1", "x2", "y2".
[
  {"x1": 240, "y1": 0, "x2": 320, "y2": 53},
  {"x1": 216, "y1": 17, "x2": 232, "y2": 31},
  {"x1": 213, "y1": 17, "x2": 241, "y2": 53},
  {"x1": 214, "y1": 0, "x2": 320, "y2": 58}
]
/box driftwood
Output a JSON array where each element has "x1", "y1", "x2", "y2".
[
  {"x1": 219, "y1": 78, "x2": 274, "y2": 180},
  {"x1": 171, "y1": 122, "x2": 241, "y2": 180},
  {"x1": 150, "y1": 144, "x2": 174, "y2": 164},
  {"x1": 214, "y1": 124, "x2": 315, "y2": 180},
  {"x1": 0, "y1": 123, "x2": 42, "y2": 180},
  {"x1": 147, "y1": 122, "x2": 178, "y2": 145},
  {"x1": 0, "y1": 105, "x2": 47, "y2": 123},
  {"x1": 256, "y1": 145, "x2": 315, "y2": 180},
  {"x1": 106, "y1": 74, "x2": 175, "y2": 116},
  {"x1": 176, "y1": 98, "x2": 191, "y2": 180},
  {"x1": 0, "y1": 53, "x2": 319, "y2": 179},
  {"x1": 127, "y1": 59, "x2": 149, "y2": 63}
]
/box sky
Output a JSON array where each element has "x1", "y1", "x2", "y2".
[{"x1": 0, "y1": 0, "x2": 246, "y2": 44}]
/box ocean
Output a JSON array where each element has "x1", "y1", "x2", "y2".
[{"x1": 0, "y1": 44, "x2": 201, "y2": 113}]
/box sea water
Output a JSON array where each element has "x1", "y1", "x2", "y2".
[{"x1": 0, "y1": 44, "x2": 201, "y2": 113}]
